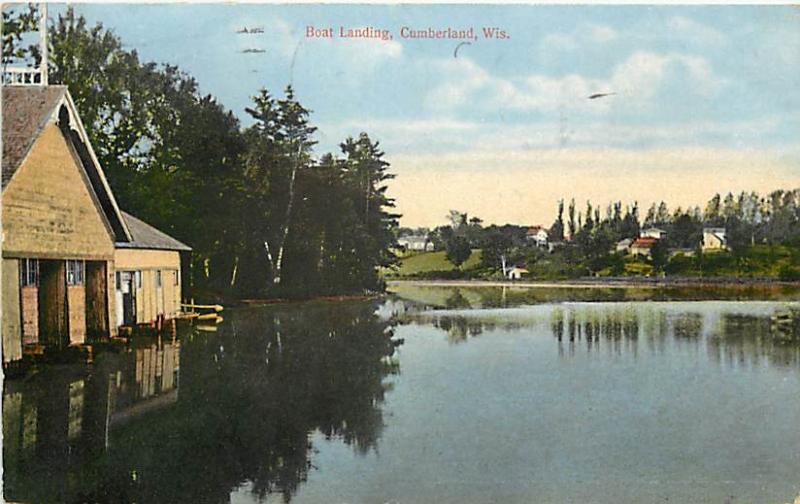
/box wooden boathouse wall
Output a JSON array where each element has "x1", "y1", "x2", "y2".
[
  {"x1": 2, "y1": 260, "x2": 24, "y2": 363},
  {"x1": 2, "y1": 123, "x2": 115, "y2": 259},
  {"x1": 3, "y1": 87, "x2": 190, "y2": 364},
  {"x1": 2, "y1": 120, "x2": 115, "y2": 360},
  {"x1": 114, "y1": 249, "x2": 182, "y2": 324}
]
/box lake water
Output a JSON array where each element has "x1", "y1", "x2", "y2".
[{"x1": 4, "y1": 284, "x2": 800, "y2": 503}]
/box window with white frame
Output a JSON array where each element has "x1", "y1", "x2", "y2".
[
  {"x1": 66, "y1": 260, "x2": 84, "y2": 286},
  {"x1": 20, "y1": 258, "x2": 39, "y2": 287}
]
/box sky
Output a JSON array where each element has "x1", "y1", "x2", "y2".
[{"x1": 48, "y1": 4, "x2": 800, "y2": 227}]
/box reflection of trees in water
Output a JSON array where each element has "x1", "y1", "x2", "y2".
[
  {"x1": 548, "y1": 306, "x2": 800, "y2": 370},
  {"x1": 444, "y1": 289, "x2": 472, "y2": 309},
  {"x1": 707, "y1": 314, "x2": 800, "y2": 371},
  {"x1": 433, "y1": 316, "x2": 493, "y2": 344},
  {"x1": 673, "y1": 313, "x2": 704, "y2": 339},
  {"x1": 551, "y1": 307, "x2": 639, "y2": 341},
  {"x1": 3, "y1": 301, "x2": 400, "y2": 504},
  {"x1": 552, "y1": 307, "x2": 708, "y2": 360}
]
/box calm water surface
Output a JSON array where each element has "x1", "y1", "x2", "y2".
[{"x1": 4, "y1": 285, "x2": 800, "y2": 503}]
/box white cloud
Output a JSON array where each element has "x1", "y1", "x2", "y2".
[
  {"x1": 425, "y1": 51, "x2": 724, "y2": 114},
  {"x1": 588, "y1": 24, "x2": 619, "y2": 43},
  {"x1": 539, "y1": 23, "x2": 618, "y2": 55},
  {"x1": 667, "y1": 16, "x2": 727, "y2": 47},
  {"x1": 318, "y1": 114, "x2": 787, "y2": 157},
  {"x1": 338, "y1": 37, "x2": 403, "y2": 68},
  {"x1": 424, "y1": 58, "x2": 493, "y2": 110}
]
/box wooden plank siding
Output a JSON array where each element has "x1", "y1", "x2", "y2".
[
  {"x1": 66, "y1": 285, "x2": 86, "y2": 345},
  {"x1": 39, "y1": 260, "x2": 68, "y2": 349},
  {"x1": 114, "y1": 249, "x2": 182, "y2": 325},
  {"x1": 85, "y1": 261, "x2": 110, "y2": 339},
  {"x1": 2, "y1": 124, "x2": 114, "y2": 261},
  {"x1": 2, "y1": 259, "x2": 23, "y2": 363},
  {"x1": 21, "y1": 286, "x2": 39, "y2": 345},
  {"x1": 2, "y1": 88, "x2": 189, "y2": 362}
]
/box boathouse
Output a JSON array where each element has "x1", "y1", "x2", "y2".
[
  {"x1": 2, "y1": 85, "x2": 190, "y2": 364},
  {"x1": 114, "y1": 212, "x2": 191, "y2": 327}
]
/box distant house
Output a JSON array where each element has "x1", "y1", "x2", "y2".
[
  {"x1": 397, "y1": 235, "x2": 434, "y2": 252},
  {"x1": 526, "y1": 226, "x2": 549, "y2": 247},
  {"x1": 615, "y1": 238, "x2": 633, "y2": 254},
  {"x1": 630, "y1": 237, "x2": 658, "y2": 258},
  {"x1": 641, "y1": 227, "x2": 667, "y2": 240},
  {"x1": 507, "y1": 266, "x2": 529, "y2": 280},
  {"x1": 702, "y1": 227, "x2": 727, "y2": 252}
]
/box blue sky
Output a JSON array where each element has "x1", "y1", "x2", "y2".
[{"x1": 49, "y1": 4, "x2": 800, "y2": 226}]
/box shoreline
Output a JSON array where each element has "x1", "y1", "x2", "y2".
[
  {"x1": 388, "y1": 277, "x2": 800, "y2": 290},
  {"x1": 235, "y1": 293, "x2": 382, "y2": 306}
]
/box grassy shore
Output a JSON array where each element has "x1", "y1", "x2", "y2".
[
  {"x1": 388, "y1": 276, "x2": 800, "y2": 289},
  {"x1": 386, "y1": 249, "x2": 482, "y2": 276},
  {"x1": 388, "y1": 245, "x2": 800, "y2": 282}
]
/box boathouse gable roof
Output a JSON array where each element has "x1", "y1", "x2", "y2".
[
  {"x1": 117, "y1": 212, "x2": 192, "y2": 252},
  {"x1": 2, "y1": 85, "x2": 133, "y2": 243},
  {"x1": 2, "y1": 85, "x2": 67, "y2": 186}
]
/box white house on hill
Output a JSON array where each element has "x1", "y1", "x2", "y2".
[
  {"x1": 526, "y1": 226, "x2": 549, "y2": 247},
  {"x1": 397, "y1": 235, "x2": 434, "y2": 252},
  {"x1": 507, "y1": 266, "x2": 529, "y2": 280},
  {"x1": 641, "y1": 227, "x2": 667, "y2": 240},
  {"x1": 702, "y1": 228, "x2": 727, "y2": 251}
]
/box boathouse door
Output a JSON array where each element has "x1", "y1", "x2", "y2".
[{"x1": 115, "y1": 271, "x2": 137, "y2": 327}]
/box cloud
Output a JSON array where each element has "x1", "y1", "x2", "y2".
[
  {"x1": 339, "y1": 37, "x2": 403, "y2": 68},
  {"x1": 540, "y1": 33, "x2": 579, "y2": 53},
  {"x1": 608, "y1": 51, "x2": 723, "y2": 107},
  {"x1": 667, "y1": 16, "x2": 727, "y2": 47},
  {"x1": 317, "y1": 114, "x2": 791, "y2": 161},
  {"x1": 424, "y1": 58, "x2": 493, "y2": 110},
  {"x1": 589, "y1": 24, "x2": 619, "y2": 43},
  {"x1": 539, "y1": 23, "x2": 618, "y2": 55},
  {"x1": 425, "y1": 51, "x2": 724, "y2": 115}
]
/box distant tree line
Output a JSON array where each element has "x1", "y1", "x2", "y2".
[
  {"x1": 406, "y1": 189, "x2": 800, "y2": 279},
  {"x1": 4, "y1": 6, "x2": 398, "y2": 299}
]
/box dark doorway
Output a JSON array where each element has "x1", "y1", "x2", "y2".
[
  {"x1": 116, "y1": 271, "x2": 137, "y2": 326},
  {"x1": 85, "y1": 261, "x2": 109, "y2": 340},
  {"x1": 38, "y1": 260, "x2": 68, "y2": 349}
]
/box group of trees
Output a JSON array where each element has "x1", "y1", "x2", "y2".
[
  {"x1": 543, "y1": 190, "x2": 800, "y2": 275},
  {"x1": 408, "y1": 188, "x2": 800, "y2": 278},
  {"x1": 5, "y1": 6, "x2": 398, "y2": 299}
]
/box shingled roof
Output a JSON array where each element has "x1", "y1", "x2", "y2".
[
  {"x1": 2, "y1": 85, "x2": 68, "y2": 187},
  {"x1": 117, "y1": 211, "x2": 191, "y2": 252}
]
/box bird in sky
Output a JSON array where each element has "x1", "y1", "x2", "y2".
[
  {"x1": 241, "y1": 48, "x2": 266, "y2": 54},
  {"x1": 588, "y1": 92, "x2": 616, "y2": 100},
  {"x1": 236, "y1": 27, "x2": 265, "y2": 34}
]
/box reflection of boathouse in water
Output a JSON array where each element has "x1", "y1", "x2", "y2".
[
  {"x1": 2, "y1": 85, "x2": 190, "y2": 365},
  {"x1": 2, "y1": 337, "x2": 180, "y2": 502}
]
